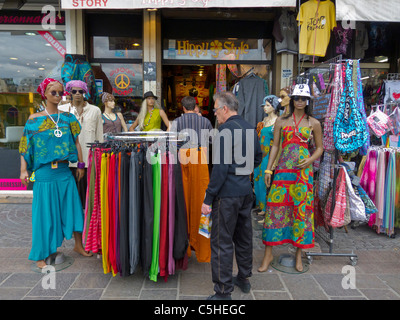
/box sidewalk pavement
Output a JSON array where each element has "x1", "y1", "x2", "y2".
[{"x1": 1, "y1": 202, "x2": 400, "y2": 300}]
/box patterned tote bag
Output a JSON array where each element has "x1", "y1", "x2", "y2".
[{"x1": 333, "y1": 60, "x2": 369, "y2": 153}]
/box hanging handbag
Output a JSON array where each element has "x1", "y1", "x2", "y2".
[
  {"x1": 333, "y1": 60, "x2": 369, "y2": 153},
  {"x1": 329, "y1": 167, "x2": 349, "y2": 228},
  {"x1": 324, "y1": 167, "x2": 349, "y2": 228},
  {"x1": 367, "y1": 107, "x2": 390, "y2": 137},
  {"x1": 343, "y1": 166, "x2": 367, "y2": 222}
]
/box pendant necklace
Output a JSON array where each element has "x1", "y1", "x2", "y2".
[{"x1": 44, "y1": 108, "x2": 62, "y2": 138}]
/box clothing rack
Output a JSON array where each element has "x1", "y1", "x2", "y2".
[
  {"x1": 104, "y1": 131, "x2": 188, "y2": 143},
  {"x1": 305, "y1": 57, "x2": 359, "y2": 267}
]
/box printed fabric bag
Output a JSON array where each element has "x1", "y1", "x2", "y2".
[
  {"x1": 343, "y1": 166, "x2": 367, "y2": 222},
  {"x1": 324, "y1": 167, "x2": 349, "y2": 228},
  {"x1": 333, "y1": 60, "x2": 369, "y2": 153},
  {"x1": 367, "y1": 107, "x2": 390, "y2": 137}
]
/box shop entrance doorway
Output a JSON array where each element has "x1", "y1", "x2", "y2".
[{"x1": 162, "y1": 65, "x2": 217, "y2": 124}]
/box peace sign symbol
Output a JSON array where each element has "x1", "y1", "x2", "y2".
[{"x1": 115, "y1": 74, "x2": 130, "y2": 89}]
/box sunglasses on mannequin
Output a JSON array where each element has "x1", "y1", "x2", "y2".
[
  {"x1": 71, "y1": 89, "x2": 85, "y2": 95},
  {"x1": 293, "y1": 96, "x2": 308, "y2": 102},
  {"x1": 50, "y1": 91, "x2": 64, "y2": 97}
]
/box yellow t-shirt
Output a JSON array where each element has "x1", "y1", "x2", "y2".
[{"x1": 297, "y1": 0, "x2": 337, "y2": 57}]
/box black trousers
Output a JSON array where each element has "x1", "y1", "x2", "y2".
[
  {"x1": 70, "y1": 167, "x2": 87, "y2": 209},
  {"x1": 210, "y1": 193, "x2": 254, "y2": 296},
  {"x1": 141, "y1": 154, "x2": 154, "y2": 277},
  {"x1": 119, "y1": 151, "x2": 130, "y2": 277}
]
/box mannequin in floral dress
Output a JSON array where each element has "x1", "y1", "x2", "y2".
[
  {"x1": 258, "y1": 84, "x2": 323, "y2": 272},
  {"x1": 254, "y1": 95, "x2": 281, "y2": 217}
]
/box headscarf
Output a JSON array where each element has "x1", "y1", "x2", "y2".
[
  {"x1": 101, "y1": 92, "x2": 114, "y2": 104},
  {"x1": 65, "y1": 80, "x2": 88, "y2": 93},
  {"x1": 37, "y1": 78, "x2": 62, "y2": 100}
]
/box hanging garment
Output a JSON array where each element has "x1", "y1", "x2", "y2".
[
  {"x1": 173, "y1": 161, "x2": 189, "y2": 262},
  {"x1": 262, "y1": 126, "x2": 314, "y2": 249},
  {"x1": 61, "y1": 54, "x2": 99, "y2": 104},
  {"x1": 318, "y1": 151, "x2": 335, "y2": 204},
  {"x1": 395, "y1": 153, "x2": 400, "y2": 228},
  {"x1": 360, "y1": 149, "x2": 378, "y2": 203},
  {"x1": 236, "y1": 74, "x2": 268, "y2": 128},
  {"x1": 374, "y1": 150, "x2": 386, "y2": 233},
  {"x1": 101, "y1": 152, "x2": 111, "y2": 274},
  {"x1": 254, "y1": 125, "x2": 274, "y2": 212},
  {"x1": 149, "y1": 151, "x2": 161, "y2": 282},
  {"x1": 129, "y1": 148, "x2": 143, "y2": 274},
  {"x1": 141, "y1": 154, "x2": 154, "y2": 277},
  {"x1": 179, "y1": 147, "x2": 211, "y2": 263},
  {"x1": 119, "y1": 151, "x2": 131, "y2": 277},
  {"x1": 381, "y1": 152, "x2": 396, "y2": 236},
  {"x1": 159, "y1": 153, "x2": 169, "y2": 280},
  {"x1": 167, "y1": 151, "x2": 176, "y2": 276},
  {"x1": 323, "y1": 63, "x2": 342, "y2": 151},
  {"x1": 297, "y1": 0, "x2": 337, "y2": 57}
]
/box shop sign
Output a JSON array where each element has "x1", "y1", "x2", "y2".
[
  {"x1": 0, "y1": 10, "x2": 65, "y2": 25},
  {"x1": 110, "y1": 67, "x2": 135, "y2": 96},
  {"x1": 0, "y1": 179, "x2": 27, "y2": 191},
  {"x1": 37, "y1": 31, "x2": 66, "y2": 58},
  {"x1": 164, "y1": 39, "x2": 272, "y2": 61},
  {"x1": 175, "y1": 40, "x2": 249, "y2": 60},
  {"x1": 62, "y1": 0, "x2": 296, "y2": 9}
]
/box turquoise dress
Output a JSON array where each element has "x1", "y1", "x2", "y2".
[
  {"x1": 254, "y1": 124, "x2": 274, "y2": 212},
  {"x1": 19, "y1": 112, "x2": 84, "y2": 261}
]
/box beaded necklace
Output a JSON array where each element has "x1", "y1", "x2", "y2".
[{"x1": 143, "y1": 108, "x2": 154, "y2": 128}]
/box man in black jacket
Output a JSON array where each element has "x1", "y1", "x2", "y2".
[{"x1": 201, "y1": 91, "x2": 262, "y2": 300}]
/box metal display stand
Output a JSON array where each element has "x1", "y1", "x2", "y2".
[{"x1": 302, "y1": 56, "x2": 359, "y2": 266}]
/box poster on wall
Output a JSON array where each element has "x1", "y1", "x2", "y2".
[{"x1": 143, "y1": 62, "x2": 156, "y2": 81}]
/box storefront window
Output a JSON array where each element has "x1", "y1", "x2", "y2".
[
  {"x1": 361, "y1": 68, "x2": 388, "y2": 110},
  {"x1": 0, "y1": 30, "x2": 66, "y2": 190},
  {"x1": 96, "y1": 63, "x2": 143, "y2": 126},
  {"x1": 92, "y1": 36, "x2": 143, "y2": 59}
]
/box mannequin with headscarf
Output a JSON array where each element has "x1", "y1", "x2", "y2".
[
  {"x1": 254, "y1": 95, "x2": 281, "y2": 217},
  {"x1": 19, "y1": 78, "x2": 91, "y2": 269},
  {"x1": 101, "y1": 92, "x2": 127, "y2": 133},
  {"x1": 59, "y1": 80, "x2": 103, "y2": 208}
]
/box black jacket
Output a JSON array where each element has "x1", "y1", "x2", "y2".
[{"x1": 204, "y1": 115, "x2": 262, "y2": 205}]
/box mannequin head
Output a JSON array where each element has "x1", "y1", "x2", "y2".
[
  {"x1": 279, "y1": 87, "x2": 291, "y2": 108},
  {"x1": 44, "y1": 81, "x2": 63, "y2": 107},
  {"x1": 263, "y1": 101, "x2": 275, "y2": 115},
  {"x1": 102, "y1": 92, "x2": 115, "y2": 112},
  {"x1": 66, "y1": 80, "x2": 88, "y2": 106},
  {"x1": 260, "y1": 95, "x2": 280, "y2": 116}
]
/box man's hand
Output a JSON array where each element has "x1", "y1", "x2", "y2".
[{"x1": 201, "y1": 203, "x2": 212, "y2": 215}]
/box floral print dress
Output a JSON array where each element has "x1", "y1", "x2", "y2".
[
  {"x1": 254, "y1": 125, "x2": 274, "y2": 211},
  {"x1": 262, "y1": 125, "x2": 315, "y2": 249}
]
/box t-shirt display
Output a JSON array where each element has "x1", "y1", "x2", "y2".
[{"x1": 297, "y1": 0, "x2": 337, "y2": 57}]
